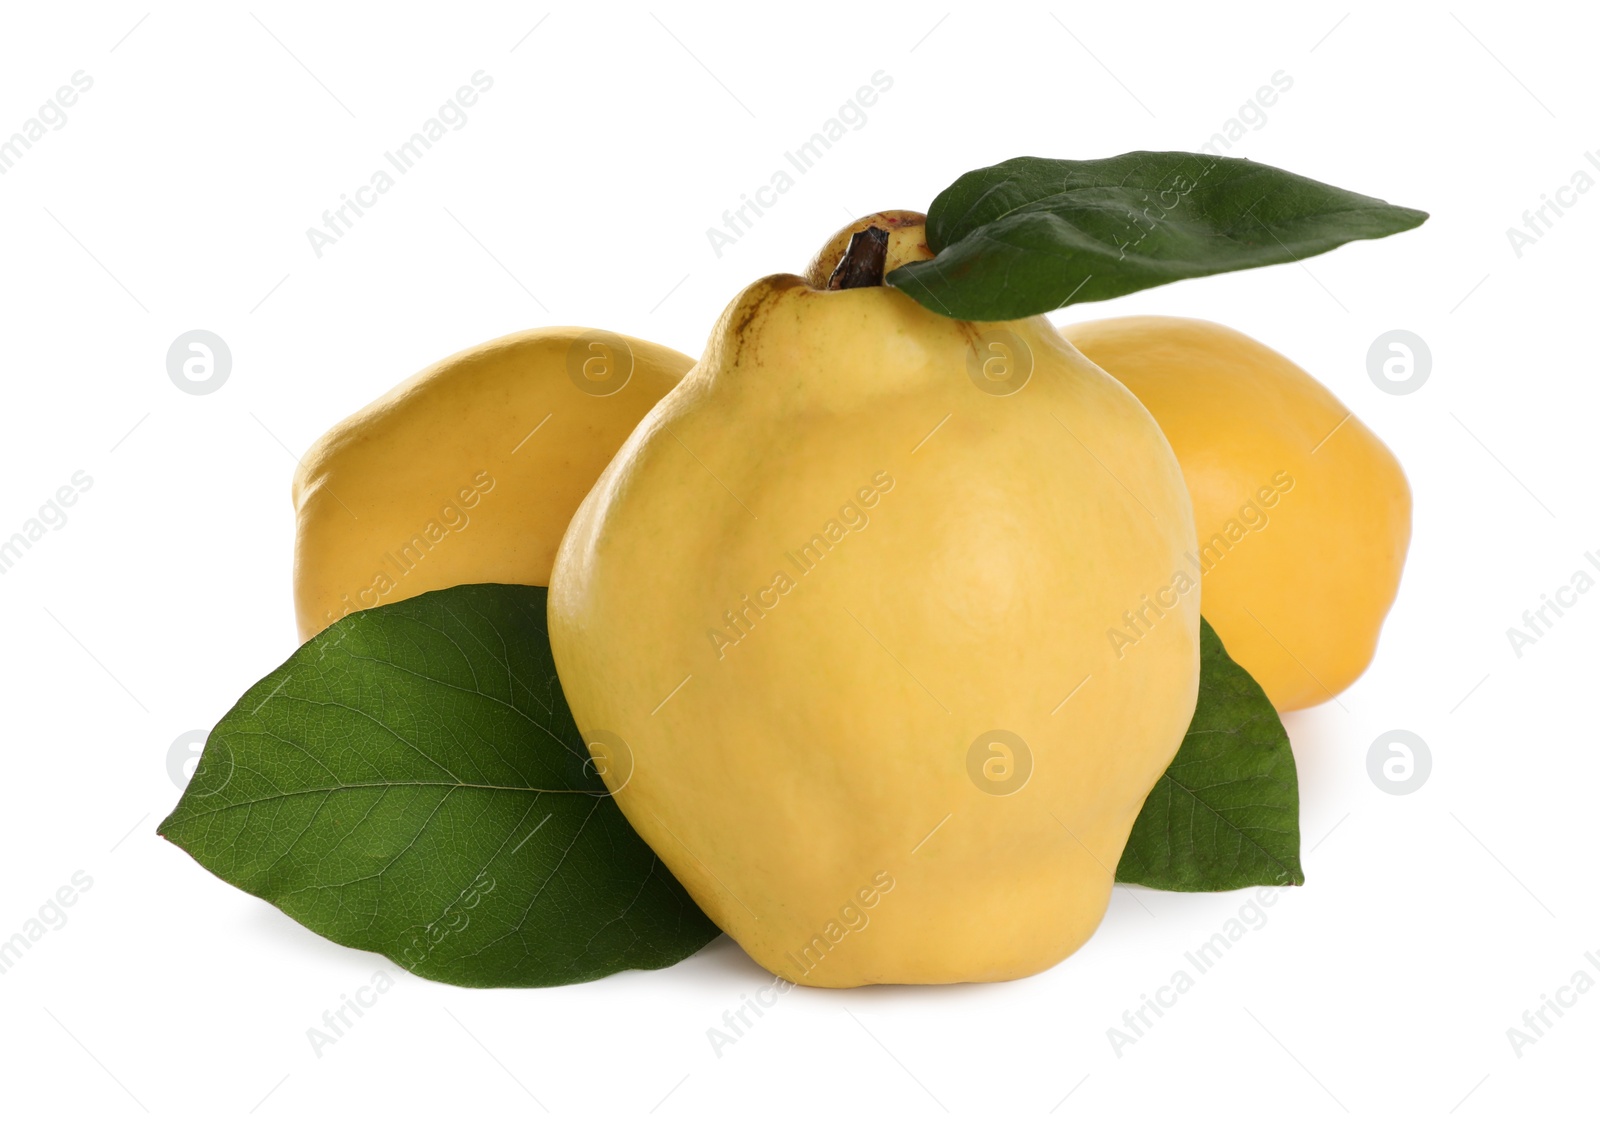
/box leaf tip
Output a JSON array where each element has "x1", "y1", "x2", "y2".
[{"x1": 1394, "y1": 205, "x2": 1430, "y2": 230}]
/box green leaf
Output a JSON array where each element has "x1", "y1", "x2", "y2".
[
  {"x1": 158, "y1": 584, "x2": 719, "y2": 987},
  {"x1": 1117, "y1": 618, "x2": 1304, "y2": 891},
  {"x1": 887, "y1": 152, "x2": 1427, "y2": 320}
]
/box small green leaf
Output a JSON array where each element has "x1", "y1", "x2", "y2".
[
  {"x1": 158, "y1": 584, "x2": 718, "y2": 987},
  {"x1": 888, "y1": 152, "x2": 1427, "y2": 320},
  {"x1": 1117, "y1": 618, "x2": 1304, "y2": 891}
]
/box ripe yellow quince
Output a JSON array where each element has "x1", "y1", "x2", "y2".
[
  {"x1": 548, "y1": 218, "x2": 1200, "y2": 986},
  {"x1": 1064, "y1": 316, "x2": 1411, "y2": 711},
  {"x1": 292, "y1": 328, "x2": 692, "y2": 641}
]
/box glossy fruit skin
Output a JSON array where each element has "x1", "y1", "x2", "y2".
[
  {"x1": 291, "y1": 328, "x2": 692, "y2": 642},
  {"x1": 1064, "y1": 315, "x2": 1411, "y2": 712},
  {"x1": 548, "y1": 275, "x2": 1199, "y2": 987}
]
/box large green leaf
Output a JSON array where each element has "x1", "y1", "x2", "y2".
[
  {"x1": 888, "y1": 152, "x2": 1427, "y2": 320},
  {"x1": 158, "y1": 584, "x2": 718, "y2": 987},
  {"x1": 1117, "y1": 618, "x2": 1304, "y2": 891}
]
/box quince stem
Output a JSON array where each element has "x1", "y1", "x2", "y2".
[{"x1": 826, "y1": 226, "x2": 890, "y2": 290}]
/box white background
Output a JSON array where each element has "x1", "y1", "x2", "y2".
[{"x1": 0, "y1": 1, "x2": 1594, "y2": 1122}]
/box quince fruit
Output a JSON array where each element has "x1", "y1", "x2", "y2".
[
  {"x1": 548, "y1": 217, "x2": 1200, "y2": 986},
  {"x1": 1064, "y1": 316, "x2": 1411, "y2": 711},
  {"x1": 292, "y1": 328, "x2": 692, "y2": 641}
]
